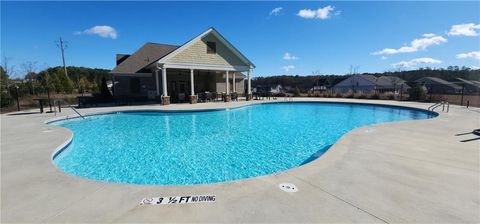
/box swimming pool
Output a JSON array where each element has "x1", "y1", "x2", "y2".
[{"x1": 52, "y1": 102, "x2": 436, "y2": 185}]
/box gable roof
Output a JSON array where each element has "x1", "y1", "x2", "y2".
[
  {"x1": 359, "y1": 75, "x2": 378, "y2": 83},
  {"x1": 376, "y1": 76, "x2": 408, "y2": 88},
  {"x1": 111, "y1": 43, "x2": 178, "y2": 74},
  {"x1": 456, "y1": 78, "x2": 480, "y2": 88},
  {"x1": 333, "y1": 75, "x2": 409, "y2": 89},
  {"x1": 416, "y1": 77, "x2": 462, "y2": 89},
  {"x1": 157, "y1": 27, "x2": 255, "y2": 68}
]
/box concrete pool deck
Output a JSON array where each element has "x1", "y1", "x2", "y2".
[{"x1": 1, "y1": 98, "x2": 479, "y2": 223}]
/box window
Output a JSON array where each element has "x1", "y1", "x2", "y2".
[{"x1": 207, "y1": 41, "x2": 216, "y2": 54}]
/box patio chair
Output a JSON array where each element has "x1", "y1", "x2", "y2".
[
  {"x1": 231, "y1": 92, "x2": 238, "y2": 101},
  {"x1": 212, "y1": 92, "x2": 218, "y2": 102},
  {"x1": 198, "y1": 92, "x2": 206, "y2": 103},
  {"x1": 206, "y1": 92, "x2": 213, "y2": 102}
]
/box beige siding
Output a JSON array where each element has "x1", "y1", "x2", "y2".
[{"x1": 167, "y1": 33, "x2": 248, "y2": 66}]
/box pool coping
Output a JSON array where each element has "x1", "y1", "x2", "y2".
[{"x1": 1, "y1": 98, "x2": 478, "y2": 223}]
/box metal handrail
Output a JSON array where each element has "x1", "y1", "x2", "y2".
[
  {"x1": 443, "y1": 101, "x2": 449, "y2": 112},
  {"x1": 428, "y1": 102, "x2": 443, "y2": 111},
  {"x1": 55, "y1": 99, "x2": 85, "y2": 119},
  {"x1": 428, "y1": 101, "x2": 450, "y2": 113}
]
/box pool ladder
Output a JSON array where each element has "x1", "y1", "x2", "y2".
[
  {"x1": 54, "y1": 100, "x2": 86, "y2": 119},
  {"x1": 428, "y1": 101, "x2": 449, "y2": 113}
]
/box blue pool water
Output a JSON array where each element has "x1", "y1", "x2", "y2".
[{"x1": 52, "y1": 102, "x2": 435, "y2": 185}]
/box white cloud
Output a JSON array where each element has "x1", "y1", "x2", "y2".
[
  {"x1": 469, "y1": 66, "x2": 480, "y2": 70},
  {"x1": 297, "y1": 6, "x2": 336, "y2": 20},
  {"x1": 422, "y1": 33, "x2": 436, "y2": 37},
  {"x1": 270, "y1": 7, "x2": 283, "y2": 16},
  {"x1": 456, "y1": 51, "x2": 480, "y2": 60},
  {"x1": 448, "y1": 23, "x2": 480, "y2": 36},
  {"x1": 372, "y1": 34, "x2": 447, "y2": 55},
  {"x1": 380, "y1": 56, "x2": 388, "y2": 60},
  {"x1": 392, "y1": 57, "x2": 442, "y2": 68},
  {"x1": 75, "y1": 25, "x2": 118, "y2": 39},
  {"x1": 282, "y1": 65, "x2": 295, "y2": 72},
  {"x1": 283, "y1": 53, "x2": 299, "y2": 60}
]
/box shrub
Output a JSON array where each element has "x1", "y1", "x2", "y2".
[
  {"x1": 381, "y1": 92, "x2": 395, "y2": 100},
  {"x1": 293, "y1": 87, "x2": 301, "y2": 97},
  {"x1": 370, "y1": 93, "x2": 380, "y2": 99},
  {"x1": 408, "y1": 84, "x2": 427, "y2": 101},
  {"x1": 355, "y1": 93, "x2": 367, "y2": 99}
]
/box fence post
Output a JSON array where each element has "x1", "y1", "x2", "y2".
[
  {"x1": 400, "y1": 84, "x2": 403, "y2": 101},
  {"x1": 460, "y1": 84, "x2": 465, "y2": 106},
  {"x1": 429, "y1": 84, "x2": 433, "y2": 102},
  {"x1": 15, "y1": 86, "x2": 20, "y2": 111}
]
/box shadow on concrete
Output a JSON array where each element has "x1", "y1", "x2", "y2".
[
  {"x1": 7, "y1": 112, "x2": 41, "y2": 116},
  {"x1": 301, "y1": 144, "x2": 333, "y2": 165},
  {"x1": 460, "y1": 137, "x2": 480, "y2": 143},
  {"x1": 455, "y1": 132, "x2": 473, "y2": 136},
  {"x1": 455, "y1": 129, "x2": 480, "y2": 142}
]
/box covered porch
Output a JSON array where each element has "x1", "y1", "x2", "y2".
[
  {"x1": 112, "y1": 65, "x2": 252, "y2": 105},
  {"x1": 151, "y1": 63, "x2": 253, "y2": 105}
]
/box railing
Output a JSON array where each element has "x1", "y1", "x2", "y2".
[
  {"x1": 428, "y1": 101, "x2": 449, "y2": 112},
  {"x1": 54, "y1": 99, "x2": 85, "y2": 119}
]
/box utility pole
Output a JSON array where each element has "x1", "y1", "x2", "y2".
[
  {"x1": 56, "y1": 38, "x2": 68, "y2": 76},
  {"x1": 56, "y1": 37, "x2": 78, "y2": 87}
]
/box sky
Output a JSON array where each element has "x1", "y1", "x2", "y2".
[{"x1": 1, "y1": 1, "x2": 480, "y2": 78}]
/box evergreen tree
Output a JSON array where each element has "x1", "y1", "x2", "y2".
[
  {"x1": 408, "y1": 83, "x2": 427, "y2": 101},
  {"x1": 1, "y1": 66, "x2": 12, "y2": 108},
  {"x1": 51, "y1": 71, "x2": 63, "y2": 93},
  {"x1": 39, "y1": 71, "x2": 54, "y2": 95},
  {"x1": 78, "y1": 76, "x2": 89, "y2": 94},
  {"x1": 57, "y1": 68, "x2": 74, "y2": 93}
]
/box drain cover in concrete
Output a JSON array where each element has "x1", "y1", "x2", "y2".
[{"x1": 279, "y1": 183, "x2": 298, "y2": 193}]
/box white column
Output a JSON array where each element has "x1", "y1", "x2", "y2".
[
  {"x1": 112, "y1": 75, "x2": 116, "y2": 96},
  {"x1": 247, "y1": 69, "x2": 252, "y2": 95},
  {"x1": 162, "y1": 67, "x2": 168, "y2": 96},
  {"x1": 232, "y1": 72, "x2": 236, "y2": 92},
  {"x1": 225, "y1": 70, "x2": 230, "y2": 94},
  {"x1": 155, "y1": 69, "x2": 160, "y2": 96},
  {"x1": 190, "y1": 69, "x2": 194, "y2": 96}
]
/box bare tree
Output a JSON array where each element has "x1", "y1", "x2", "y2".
[
  {"x1": 389, "y1": 76, "x2": 403, "y2": 95},
  {"x1": 2, "y1": 56, "x2": 16, "y2": 78},
  {"x1": 349, "y1": 65, "x2": 360, "y2": 93},
  {"x1": 311, "y1": 70, "x2": 323, "y2": 93},
  {"x1": 21, "y1": 61, "x2": 38, "y2": 95}
]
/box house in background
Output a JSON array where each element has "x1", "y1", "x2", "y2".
[
  {"x1": 270, "y1": 84, "x2": 284, "y2": 94},
  {"x1": 331, "y1": 75, "x2": 409, "y2": 94},
  {"x1": 110, "y1": 27, "x2": 255, "y2": 105},
  {"x1": 310, "y1": 79, "x2": 331, "y2": 93},
  {"x1": 455, "y1": 78, "x2": 480, "y2": 95},
  {"x1": 416, "y1": 77, "x2": 462, "y2": 94}
]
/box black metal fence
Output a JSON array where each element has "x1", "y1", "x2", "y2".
[{"x1": 269, "y1": 81, "x2": 480, "y2": 107}]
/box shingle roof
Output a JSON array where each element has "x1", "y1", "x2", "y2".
[
  {"x1": 377, "y1": 76, "x2": 408, "y2": 88},
  {"x1": 456, "y1": 78, "x2": 480, "y2": 88},
  {"x1": 416, "y1": 77, "x2": 462, "y2": 89},
  {"x1": 355, "y1": 75, "x2": 408, "y2": 89},
  {"x1": 359, "y1": 75, "x2": 378, "y2": 83},
  {"x1": 111, "y1": 43, "x2": 178, "y2": 74}
]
